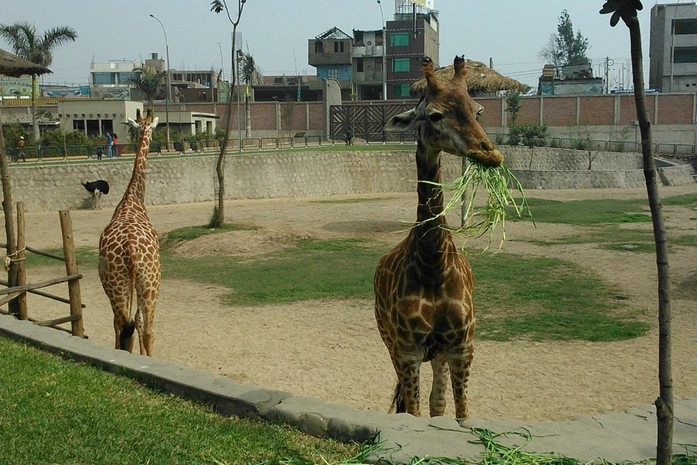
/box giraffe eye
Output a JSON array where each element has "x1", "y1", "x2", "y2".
[{"x1": 428, "y1": 112, "x2": 444, "y2": 123}]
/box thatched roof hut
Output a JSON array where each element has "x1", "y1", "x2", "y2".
[
  {"x1": 410, "y1": 59, "x2": 526, "y2": 97},
  {"x1": 0, "y1": 48, "x2": 51, "y2": 77}
]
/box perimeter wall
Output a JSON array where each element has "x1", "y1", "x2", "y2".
[{"x1": 6, "y1": 147, "x2": 694, "y2": 213}]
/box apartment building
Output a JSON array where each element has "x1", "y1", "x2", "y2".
[{"x1": 650, "y1": 2, "x2": 697, "y2": 92}]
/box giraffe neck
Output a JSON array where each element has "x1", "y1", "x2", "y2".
[
  {"x1": 415, "y1": 140, "x2": 446, "y2": 227},
  {"x1": 410, "y1": 140, "x2": 454, "y2": 286},
  {"x1": 124, "y1": 130, "x2": 152, "y2": 204}
]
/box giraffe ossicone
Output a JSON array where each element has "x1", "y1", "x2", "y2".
[
  {"x1": 98, "y1": 108, "x2": 161, "y2": 357},
  {"x1": 374, "y1": 56, "x2": 503, "y2": 419}
]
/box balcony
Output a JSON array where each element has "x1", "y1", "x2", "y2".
[{"x1": 353, "y1": 45, "x2": 384, "y2": 58}]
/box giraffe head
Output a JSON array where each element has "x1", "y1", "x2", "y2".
[
  {"x1": 385, "y1": 56, "x2": 504, "y2": 167},
  {"x1": 128, "y1": 109, "x2": 159, "y2": 140}
]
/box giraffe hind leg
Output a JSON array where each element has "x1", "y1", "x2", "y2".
[{"x1": 429, "y1": 352, "x2": 449, "y2": 417}]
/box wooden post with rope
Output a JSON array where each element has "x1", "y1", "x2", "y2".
[
  {"x1": 16, "y1": 202, "x2": 28, "y2": 320},
  {"x1": 0, "y1": 208, "x2": 85, "y2": 338}
]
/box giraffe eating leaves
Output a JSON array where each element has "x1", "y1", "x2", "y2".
[
  {"x1": 374, "y1": 56, "x2": 504, "y2": 419},
  {"x1": 99, "y1": 109, "x2": 161, "y2": 356}
]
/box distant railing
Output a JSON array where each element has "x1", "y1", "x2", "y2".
[{"x1": 4, "y1": 135, "x2": 696, "y2": 163}]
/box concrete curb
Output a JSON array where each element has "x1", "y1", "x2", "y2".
[{"x1": 2, "y1": 315, "x2": 696, "y2": 463}]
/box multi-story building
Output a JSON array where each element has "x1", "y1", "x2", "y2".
[
  {"x1": 650, "y1": 2, "x2": 697, "y2": 92},
  {"x1": 308, "y1": 27, "x2": 354, "y2": 100},
  {"x1": 352, "y1": 28, "x2": 386, "y2": 100},
  {"x1": 385, "y1": 1, "x2": 439, "y2": 99},
  {"x1": 90, "y1": 53, "x2": 222, "y2": 102},
  {"x1": 308, "y1": 1, "x2": 439, "y2": 101},
  {"x1": 89, "y1": 59, "x2": 139, "y2": 99}
]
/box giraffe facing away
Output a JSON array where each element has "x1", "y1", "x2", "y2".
[
  {"x1": 99, "y1": 109, "x2": 161, "y2": 356},
  {"x1": 374, "y1": 56, "x2": 504, "y2": 419}
]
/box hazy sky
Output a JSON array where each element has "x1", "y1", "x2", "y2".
[{"x1": 1, "y1": 0, "x2": 658, "y2": 90}]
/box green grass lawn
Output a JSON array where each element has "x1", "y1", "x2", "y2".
[{"x1": 0, "y1": 336, "x2": 360, "y2": 465}]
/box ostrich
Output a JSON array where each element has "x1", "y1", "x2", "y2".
[{"x1": 81, "y1": 171, "x2": 110, "y2": 210}]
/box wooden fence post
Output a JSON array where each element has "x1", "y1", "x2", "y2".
[
  {"x1": 59, "y1": 210, "x2": 84, "y2": 337},
  {"x1": 16, "y1": 202, "x2": 27, "y2": 320}
]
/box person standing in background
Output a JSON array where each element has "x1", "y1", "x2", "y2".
[
  {"x1": 112, "y1": 133, "x2": 119, "y2": 157},
  {"x1": 106, "y1": 132, "x2": 113, "y2": 158},
  {"x1": 16, "y1": 136, "x2": 25, "y2": 162}
]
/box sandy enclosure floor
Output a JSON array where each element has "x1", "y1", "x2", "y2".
[{"x1": 11, "y1": 183, "x2": 697, "y2": 421}]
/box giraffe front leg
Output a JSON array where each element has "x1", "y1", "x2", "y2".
[
  {"x1": 446, "y1": 341, "x2": 474, "y2": 419},
  {"x1": 429, "y1": 352, "x2": 449, "y2": 417},
  {"x1": 395, "y1": 358, "x2": 422, "y2": 417}
]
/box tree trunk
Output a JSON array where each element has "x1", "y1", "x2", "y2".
[
  {"x1": 627, "y1": 17, "x2": 674, "y2": 465},
  {"x1": 245, "y1": 94, "x2": 251, "y2": 138},
  {"x1": 31, "y1": 74, "x2": 40, "y2": 142},
  {"x1": 0, "y1": 114, "x2": 20, "y2": 316},
  {"x1": 212, "y1": 33, "x2": 241, "y2": 228}
]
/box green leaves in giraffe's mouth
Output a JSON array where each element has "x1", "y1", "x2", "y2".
[{"x1": 420, "y1": 161, "x2": 533, "y2": 252}]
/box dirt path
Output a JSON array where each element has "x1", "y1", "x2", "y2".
[{"x1": 14, "y1": 184, "x2": 697, "y2": 421}]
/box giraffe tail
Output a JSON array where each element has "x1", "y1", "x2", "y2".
[
  {"x1": 390, "y1": 382, "x2": 407, "y2": 414},
  {"x1": 119, "y1": 320, "x2": 136, "y2": 350}
]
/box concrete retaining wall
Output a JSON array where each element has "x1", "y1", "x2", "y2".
[{"x1": 7, "y1": 147, "x2": 695, "y2": 213}]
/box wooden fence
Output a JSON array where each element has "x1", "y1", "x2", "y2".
[{"x1": 0, "y1": 203, "x2": 85, "y2": 337}]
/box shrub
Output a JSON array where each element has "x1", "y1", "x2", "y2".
[{"x1": 507, "y1": 123, "x2": 548, "y2": 148}]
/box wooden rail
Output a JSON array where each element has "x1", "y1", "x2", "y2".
[{"x1": 1, "y1": 203, "x2": 85, "y2": 337}]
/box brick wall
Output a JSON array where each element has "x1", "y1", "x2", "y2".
[{"x1": 579, "y1": 95, "x2": 615, "y2": 126}]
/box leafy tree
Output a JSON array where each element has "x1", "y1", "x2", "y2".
[
  {"x1": 128, "y1": 66, "x2": 166, "y2": 111},
  {"x1": 539, "y1": 10, "x2": 590, "y2": 75},
  {"x1": 505, "y1": 91, "x2": 522, "y2": 126},
  {"x1": 210, "y1": 0, "x2": 250, "y2": 228},
  {"x1": 0, "y1": 21, "x2": 77, "y2": 141},
  {"x1": 600, "y1": 2, "x2": 672, "y2": 464}
]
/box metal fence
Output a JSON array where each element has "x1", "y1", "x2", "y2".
[{"x1": 3, "y1": 135, "x2": 696, "y2": 163}]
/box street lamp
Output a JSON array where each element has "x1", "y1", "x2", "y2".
[
  {"x1": 149, "y1": 13, "x2": 171, "y2": 150},
  {"x1": 377, "y1": 0, "x2": 387, "y2": 100}
]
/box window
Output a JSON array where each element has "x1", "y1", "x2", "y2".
[
  {"x1": 356, "y1": 58, "x2": 364, "y2": 73},
  {"x1": 674, "y1": 19, "x2": 697, "y2": 35},
  {"x1": 390, "y1": 32, "x2": 409, "y2": 47},
  {"x1": 93, "y1": 72, "x2": 115, "y2": 85},
  {"x1": 314, "y1": 40, "x2": 324, "y2": 53},
  {"x1": 333, "y1": 41, "x2": 345, "y2": 53},
  {"x1": 118, "y1": 72, "x2": 137, "y2": 84},
  {"x1": 674, "y1": 46, "x2": 697, "y2": 63},
  {"x1": 393, "y1": 84, "x2": 411, "y2": 97},
  {"x1": 354, "y1": 31, "x2": 364, "y2": 46},
  {"x1": 327, "y1": 68, "x2": 341, "y2": 79},
  {"x1": 392, "y1": 58, "x2": 410, "y2": 72}
]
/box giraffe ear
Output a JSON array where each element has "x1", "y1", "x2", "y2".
[
  {"x1": 127, "y1": 118, "x2": 139, "y2": 129},
  {"x1": 384, "y1": 109, "x2": 418, "y2": 132},
  {"x1": 151, "y1": 117, "x2": 159, "y2": 129}
]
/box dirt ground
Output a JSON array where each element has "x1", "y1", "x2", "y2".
[{"x1": 14, "y1": 183, "x2": 697, "y2": 421}]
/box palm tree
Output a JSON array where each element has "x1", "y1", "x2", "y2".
[
  {"x1": 240, "y1": 52, "x2": 260, "y2": 137},
  {"x1": 128, "y1": 66, "x2": 166, "y2": 111},
  {"x1": 0, "y1": 22, "x2": 77, "y2": 141},
  {"x1": 600, "y1": 2, "x2": 673, "y2": 464}
]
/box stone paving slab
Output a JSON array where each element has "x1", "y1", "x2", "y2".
[{"x1": 1, "y1": 315, "x2": 696, "y2": 463}]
